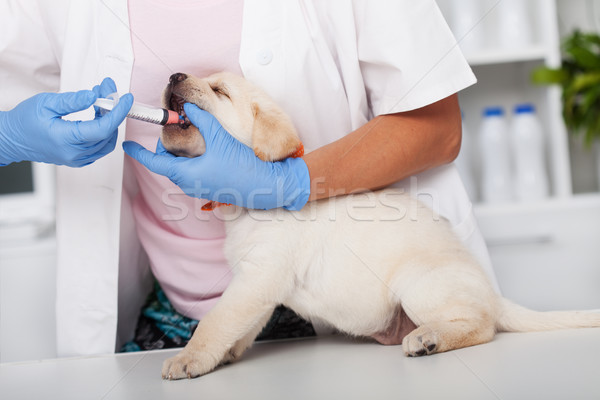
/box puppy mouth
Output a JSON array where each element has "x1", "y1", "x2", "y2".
[{"x1": 169, "y1": 93, "x2": 192, "y2": 129}]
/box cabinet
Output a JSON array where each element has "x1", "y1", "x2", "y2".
[
  {"x1": 438, "y1": 0, "x2": 569, "y2": 202},
  {"x1": 437, "y1": 0, "x2": 600, "y2": 310},
  {"x1": 0, "y1": 236, "x2": 58, "y2": 363}
]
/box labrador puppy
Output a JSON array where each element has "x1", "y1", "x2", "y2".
[{"x1": 159, "y1": 71, "x2": 600, "y2": 379}]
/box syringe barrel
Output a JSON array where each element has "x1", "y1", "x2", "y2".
[
  {"x1": 93, "y1": 97, "x2": 172, "y2": 125},
  {"x1": 128, "y1": 102, "x2": 170, "y2": 125}
]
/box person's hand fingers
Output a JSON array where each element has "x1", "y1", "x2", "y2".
[
  {"x1": 80, "y1": 132, "x2": 119, "y2": 162},
  {"x1": 122, "y1": 140, "x2": 177, "y2": 177},
  {"x1": 98, "y1": 77, "x2": 118, "y2": 97},
  {"x1": 92, "y1": 78, "x2": 119, "y2": 118},
  {"x1": 44, "y1": 90, "x2": 97, "y2": 116},
  {"x1": 91, "y1": 77, "x2": 117, "y2": 99},
  {"x1": 183, "y1": 103, "x2": 224, "y2": 147},
  {"x1": 74, "y1": 93, "x2": 133, "y2": 142},
  {"x1": 155, "y1": 138, "x2": 178, "y2": 157}
]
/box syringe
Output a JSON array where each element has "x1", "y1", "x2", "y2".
[{"x1": 94, "y1": 97, "x2": 180, "y2": 126}]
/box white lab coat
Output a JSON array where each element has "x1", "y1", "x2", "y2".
[{"x1": 0, "y1": 0, "x2": 499, "y2": 357}]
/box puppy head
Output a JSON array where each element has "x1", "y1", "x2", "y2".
[{"x1": 161, "y1": 71, "x2": 303, "y2": 161}]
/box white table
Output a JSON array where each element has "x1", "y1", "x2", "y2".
[{"x1": 2, "y1": 329, "x2": 599, "y2": 400}]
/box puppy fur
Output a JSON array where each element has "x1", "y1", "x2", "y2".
[{"x1": 159, "y1": 71, "x2": 600, "y2": 380}]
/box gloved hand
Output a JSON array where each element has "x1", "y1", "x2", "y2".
[
  {"x1": 0, "y1": 77, "x2": 133, "y2": 167},
  {"x1": 122, "y1": 103, "x2": 311, "y2": 210}
]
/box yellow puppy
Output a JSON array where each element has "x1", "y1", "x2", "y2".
[{"x1": 159, "y1": 71, "x2": 600, "y2": 380}]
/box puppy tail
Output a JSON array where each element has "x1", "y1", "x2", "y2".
[{"x1": 495, "y1": 297, "x2": 600, "y2": 332}]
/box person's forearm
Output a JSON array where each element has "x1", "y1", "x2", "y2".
[{"x1": 302, "y1": 94, "x2": 462, "y2": 201}]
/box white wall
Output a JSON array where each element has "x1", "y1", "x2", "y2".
[{"x1": 557, "y1": 0, "x2": 600, "y2": 35}]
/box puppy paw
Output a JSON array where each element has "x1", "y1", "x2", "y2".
[
  {"x1": 402, "y1": 326, "x2": 439, "y2": 357},
  {"x1": 220, "y1": 346, "x2": 244, "y2": 365},
  {"x1": 161, "y1": 350, "x2": 219, "y2": 380}
]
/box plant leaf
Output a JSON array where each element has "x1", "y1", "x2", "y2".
[
  {"x1": 580, "y1": 84, "x2": 600, "y2": 116},
  {"x1": 531, "y1": 67, "x2": 570, "y2": 85},
  {"x1": 568, "y1": 47, "x2": 600, "y2": 69},
  {"x1": 535, "y1": 30, "x2": 600, "y2": 144},
  {"x1": 572, "y1": 72, "x2": 600, "y2": 92}
]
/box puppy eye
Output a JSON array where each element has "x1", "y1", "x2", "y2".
[{"x1": 211, "y1": 85, "x2": 230, "y2": 100}]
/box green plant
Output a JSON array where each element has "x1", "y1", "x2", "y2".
[{"x1": 532, "y1": 30, "x2": 600, "y2": 147}]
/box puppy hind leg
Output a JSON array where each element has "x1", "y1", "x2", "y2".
[
  {"x1": 398, "y1": 287, "x2": 496, "y2": 356},
  {"x1": 402, "y1": 318, "x2": 495, "y2": 357},
  {"x1": 390, "y1": 260, "x2": 497, "y2": 356},
  {"x1": 371, "y1": 305, "x2": 418, "y2": 345}
]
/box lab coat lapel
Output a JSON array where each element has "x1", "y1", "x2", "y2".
[{"x1": 55, "y1": 0, "x2": 134, "y2": 357}]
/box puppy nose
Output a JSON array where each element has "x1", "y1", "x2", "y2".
[{"x1": 169, "y1": 73, "x2": 187, "y2": 84}]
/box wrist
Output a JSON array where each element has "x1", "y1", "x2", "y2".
[
  {"x1": 280, "y1": 157, "x2": 311, "y2": 211},
  {"x1": 0, "y1": 111, "x2": 17, "y2": 165}
]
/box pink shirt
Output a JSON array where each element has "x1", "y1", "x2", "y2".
[{"x1": 126, "y1": 0, "x2": 243, "y2": 320}]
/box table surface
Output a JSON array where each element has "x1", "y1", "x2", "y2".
[{"x1": 2, "y1": 329, "x2": 599, "y2": 400}]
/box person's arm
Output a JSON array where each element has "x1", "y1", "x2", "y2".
[
  {"x1": 122, "y1": 95, "x2": 461, "y2": 210},
  {"x1": 0, "y1": 78, "x2": 133, "y2": 167},
  {"x1": 303, "y1": 93, "x2": 462, "y2": 201}
]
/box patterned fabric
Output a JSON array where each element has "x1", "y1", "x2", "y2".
[{"x1": 121, "y1": 282, "x2": 315, "y2": 352}]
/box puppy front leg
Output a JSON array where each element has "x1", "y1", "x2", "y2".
[
  {"x1": 221, "y1": 311, "x2": 274, "y2": 365},
  {"x1": 161, "y1": 269, "x2": 288, "y2": 380}
]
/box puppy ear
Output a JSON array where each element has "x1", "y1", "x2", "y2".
[{"x1": 251, "y1": 103, "x2": 304, "y2": 162}]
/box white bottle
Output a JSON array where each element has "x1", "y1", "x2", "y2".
[
  {"x1": 510, "y1": 103, "x2": 549, "y2": 201},
  {"x1": 449, "y1": 0, "x2": 485, "y2": 54},
  {"x1": 495, "y1": 0, "x2": 533, "y2": 50},
  {"x1": 479, "y1": 107, "x2": 513, "y2": 204},
  {"x1": 455, "y1": 113, "x2": 478, "y2": 201}
]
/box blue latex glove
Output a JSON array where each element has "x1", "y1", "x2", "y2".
[
  {"x1": 0, "y1": 77, "x2": 133, "y2": 167},
  {"x1": 123, "y1": 103, "x2": 311, "y2": 210}
]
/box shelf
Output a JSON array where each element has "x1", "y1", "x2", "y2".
[
  {"x1": 465, "y1": 45, "x2": 547, "y2": 66},
  {"x1": 473, "y1": 193, "x2": 600, "y2": 218}
]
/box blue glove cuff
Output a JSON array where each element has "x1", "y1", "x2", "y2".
[
  {"x1": 281, "y1": 157, "x2": 311, "y2": 211},
  {"x1": 0, "y1": 111, "x2": 17, "y2": 165}
]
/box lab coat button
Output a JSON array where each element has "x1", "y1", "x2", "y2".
[{"x1": 256, "y1": 48, "x2": 273, "y2": 65}]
